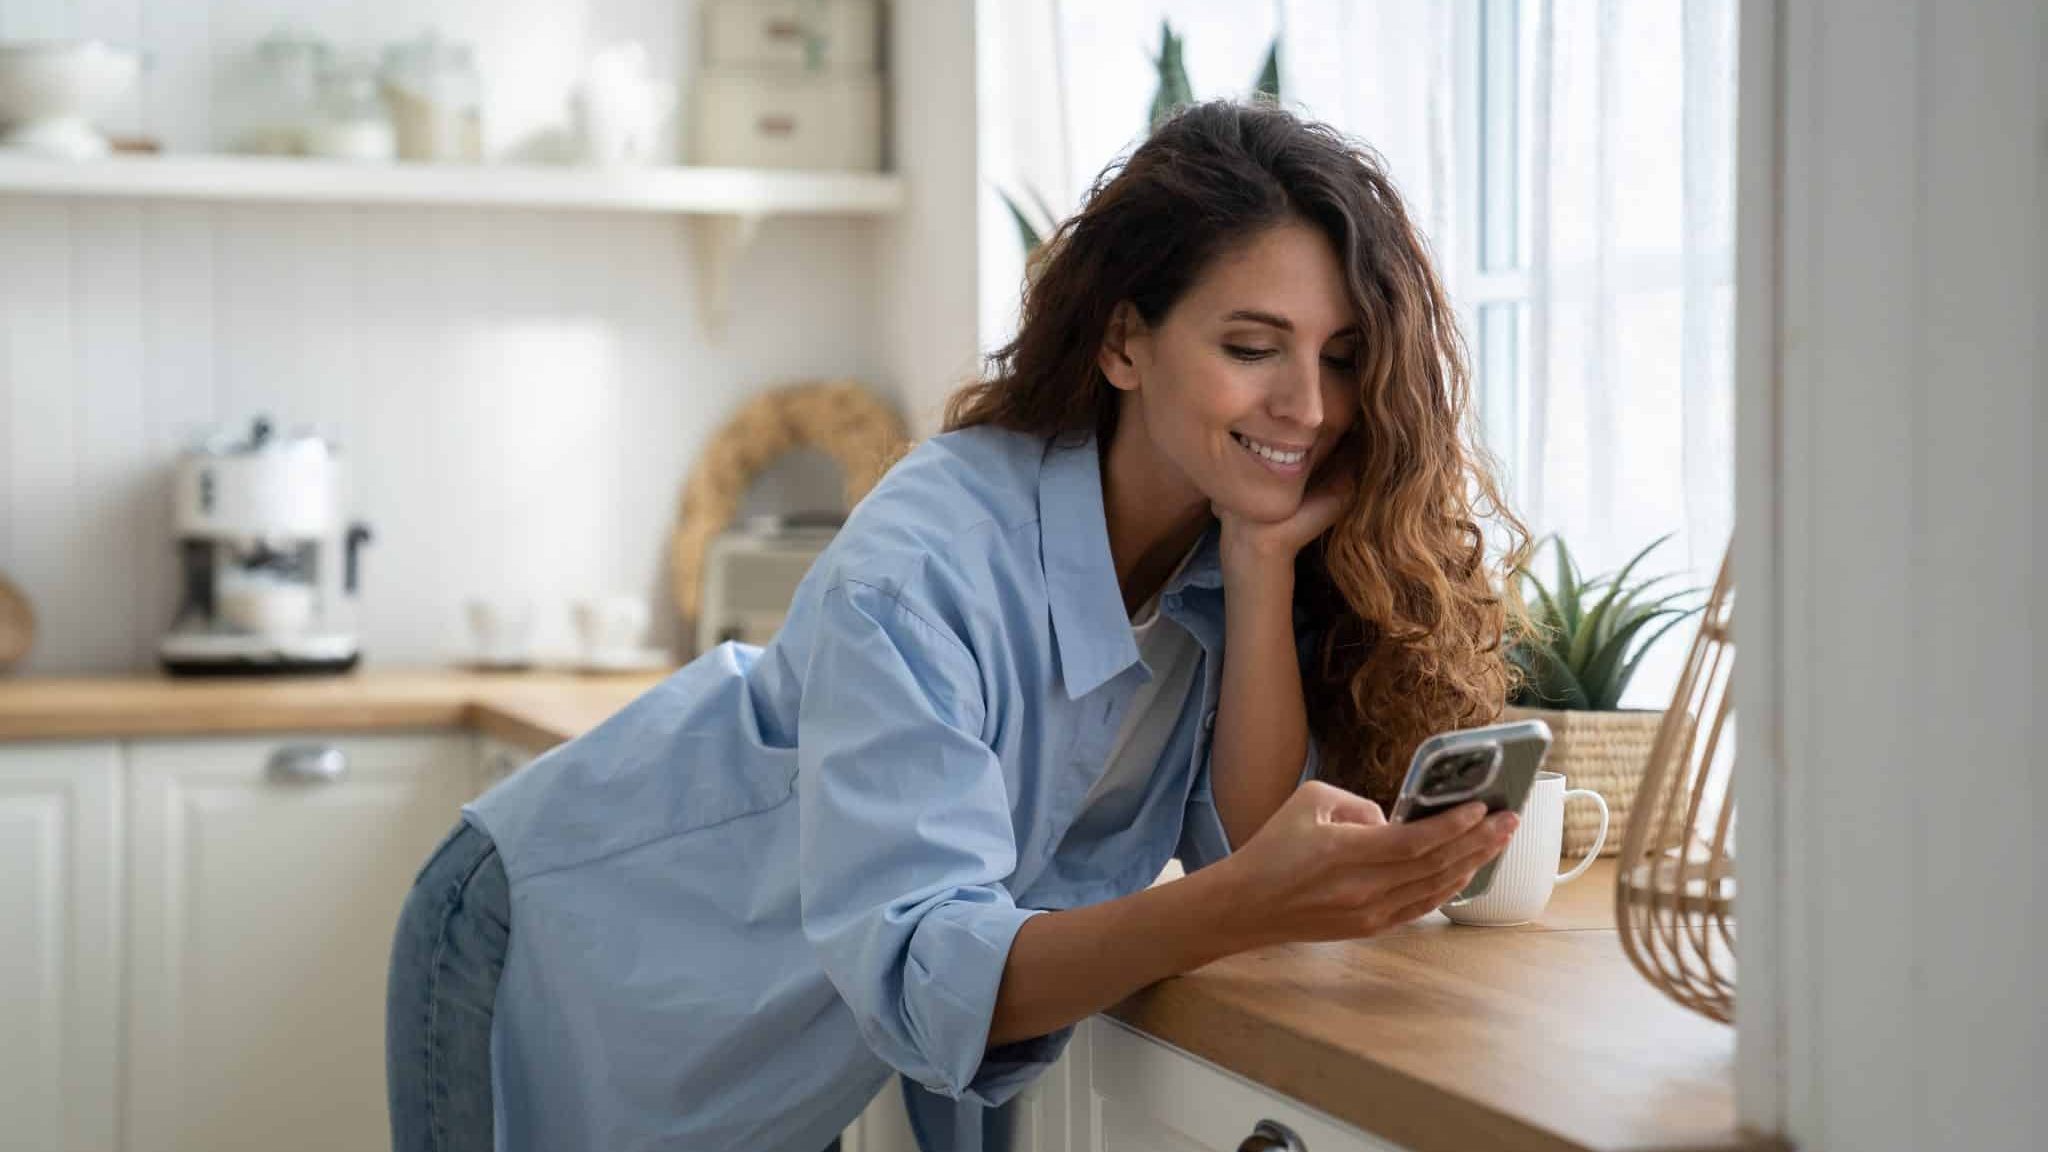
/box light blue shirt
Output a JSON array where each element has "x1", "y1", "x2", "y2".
[{"x1": 466, "y1": 425, "x2": 1318, "y2": 1151}]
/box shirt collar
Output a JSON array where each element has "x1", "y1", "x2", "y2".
[{"x1": 1037, "y1": 433, "x2": 1224, "y2": 699}]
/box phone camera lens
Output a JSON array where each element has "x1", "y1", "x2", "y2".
[{"x1": 1422, "y1": 749, "x2": 1496, "y2": 799}]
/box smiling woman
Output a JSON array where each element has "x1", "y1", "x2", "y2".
[
  {"x1": 387, "y1": 99, "x2": 1525, "y2": 1152},
  {"x1": 949, "y1": 100, "x2": 1532, "y2": 812}
]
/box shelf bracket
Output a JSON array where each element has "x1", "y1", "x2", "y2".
[{"x1": 692, "y1": 212, "x2": 767, "y2": 337}]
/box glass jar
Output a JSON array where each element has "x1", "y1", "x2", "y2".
[
  {"x1": 245, "y1": 32, "x2": 331, "y2": 154},
  {"x1": 305, "y1": 57, "x2": 396, "y2": 162},
  {"x1": 380, "y1": 33, "x2": 483, "y2": 163}
]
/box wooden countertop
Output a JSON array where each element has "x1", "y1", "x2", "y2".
[
  {"x1": 1109, "y1": 858, "x2": 1776, "y2": 1152},
  {"x1": 1, "y1": 669, "x2": 1772, "y2": 1152},
  {"x1": 0, "y1": 667, "x2": 666, "y2": 749}
]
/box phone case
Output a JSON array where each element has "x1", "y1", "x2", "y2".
[{"x1": 1389, "y1": 719, "x2": 1553, "y2": 901}]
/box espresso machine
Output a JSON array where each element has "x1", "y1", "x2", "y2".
[{"x1": 158, "y1": 416, "x2": 373, "y2": 675}]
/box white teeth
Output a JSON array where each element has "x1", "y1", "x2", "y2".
[{"x1": 1233, "y1": 432, "x2": 1306, "y2": 465}]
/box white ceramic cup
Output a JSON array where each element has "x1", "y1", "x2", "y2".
[
  {"x1": 219, "y1": 581, "x2": 315, "y2": 636},
  {"x1": 571, "y1": 595, "x2": 649, "y2": 660},
  {"x1": 465, "y1": 598, "x2": 535, "y2": 665},
  {"x1": 1441, "y1": 771, "x2": 1609, "y2": 927}
]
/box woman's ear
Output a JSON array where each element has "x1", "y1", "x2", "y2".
[{"x1": 1098, "y1": 303, "x2": 1145, "y2": 393}]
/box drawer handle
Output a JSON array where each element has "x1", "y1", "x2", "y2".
[
  {"x1": 1238, "y1": 1119, "x2": 1306, "y2": 1152},
  {"x1": 268, "y1": 745, "x2": 348, "y2": 783},
  {"x1": 764, "y1": 17, "x2": 805, "y2": 41}
]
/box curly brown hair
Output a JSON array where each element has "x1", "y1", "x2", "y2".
[{"x1": 946, "y1": 100, "x2": 1530, "y2": 807}]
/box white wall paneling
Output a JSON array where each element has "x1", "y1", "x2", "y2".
[
  {"x1": 1738, "y1": 0, "x2": 2044, "y2": 1147},
  {"x1": 0, "y1": 0, "x2": 913, "y2": 674},
  {"x1": 885, "y1": 0, "x2": 983, "y2": 434},
  {"x1": 0, "y1": 197, "x2": 889, "y2": 672}
]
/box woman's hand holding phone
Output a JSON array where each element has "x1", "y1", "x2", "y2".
[{"x1": 1215, "y1": 781, "x2": 1518, "y2": 948}]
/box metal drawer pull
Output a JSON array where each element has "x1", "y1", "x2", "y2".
[
  {"x1": 1238, "y1": 1119, "x2": 1306, "y2": 1151},
  {"x1": 267, "y1": 745, "x2": 348, "y2": 783}
]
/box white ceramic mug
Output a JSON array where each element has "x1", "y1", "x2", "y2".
[
  {"x1": 465, "y1": 598, "x2": 535, "y2": 665},
  {"x1": 571, "y1": 595, "x2": 649, "y2": 660},
  {"x1": 1442, "y1": 771, "x2": 1609, "y2": 926}
]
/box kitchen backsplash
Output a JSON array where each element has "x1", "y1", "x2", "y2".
[
  {"x1": 0, "y1": 0, "x2": 986, "y2": 675},
  {"x1": 0, "y1": 198, "x2": 891, "y2": 673}
]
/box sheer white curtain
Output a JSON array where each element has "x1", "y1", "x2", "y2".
[
  {"x1": 975, "y1": 0, "x2": 1459, "y2": 355},
  {"x1": 976, "y1": 1, "x2": 1737, "y2": 704},
  {"x1": 1519, "y1": 0, "x2": 1737, "y2": 704}
]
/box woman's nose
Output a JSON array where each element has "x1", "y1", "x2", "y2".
[{"x1": 1270, "y1": 357, "x2": 1325, "y2": 429}]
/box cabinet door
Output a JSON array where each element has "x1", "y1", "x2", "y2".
[
  {"x1": 0, "y1": 742, "x2": 121, "y2": 1152},
  {"x1": 1088, "y1": 1018, "x2": 1409, "y2": 1152},
  {"x1": 126, "y1": 732, "x2": 471, "y2": 1152}
]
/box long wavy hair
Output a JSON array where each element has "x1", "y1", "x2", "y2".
[{"x1": 946, "y1": 100, "x2": 1531, "y2": 807}]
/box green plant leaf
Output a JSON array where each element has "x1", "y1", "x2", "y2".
[
  {"x1": 1252, "y1": 40, "x2": 1281, "y2": 102},
  {"x1": 1567, "y1": 577, "x2": 1620, "y2": 673},
  {"x1": 1583, "y1": 606, "x2": 1700, "y2": 709},
  {"x1": 1149, "y1": 21, "x2": 1194, "y2": 133},
  {"x1": 1511, "y1": 639, "x2": 1591, "y2": 709},
  {"x1": 1553, "y1": 537, "x2": 1584, "y2": 634},
  {"x1": 1026, "y1": 185, "x2": 1061, "y2": 235},
  {"x1": 1516, "y1": 566, "x2": 1567, "y2": 638},
  {"x1": 996, "y1": 187, "x2": 1044, "y2": 253},
  {"x1": 1575, "y1": 534, "x2": 1674, "y2": 659},
  {"x1": 1605, "y1": 573, "x2": 1682, "y2": 627},
  {"x1": 1610, "y1": 610, "x2": 1707, "y2": 707}
]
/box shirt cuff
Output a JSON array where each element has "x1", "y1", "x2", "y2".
[{"x1": 904, "y1": 899, "x2": 1059, "y2": 1104}]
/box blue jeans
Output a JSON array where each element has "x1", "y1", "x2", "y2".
[
  {"x1": 387, "y1": 820, "x2": 510, "y2": 1152},
  {"x1": 386, "y1": 820, "x2": 847, "y2": 1152}
]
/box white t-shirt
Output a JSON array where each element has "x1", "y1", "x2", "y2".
[{"x1": 1069, "y1": 554, "x2": 1205, "y2": 837}]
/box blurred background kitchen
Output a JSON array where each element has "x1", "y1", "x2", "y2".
[
  {"x1": 0, "y1": 3, "x2": 2041, "y2": 1152},
  {"x1": 0, "y1": 0, "x2": 1738, "y2": 685}
]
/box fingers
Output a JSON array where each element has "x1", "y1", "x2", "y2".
[
  {"x1": 1292, "y1": 780, "x2": 1385, "y2": 827},
  {"x1": 1345, "y1": 802, "x2": 1492, "y2": 863},
  {"x1": 1377, "y1": 812, "x2": 1516, "y2": 890},
  {"x1": 1387, "y1": 868, "x2": 1479, "y2": 926}
]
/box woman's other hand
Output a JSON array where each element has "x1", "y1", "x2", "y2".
[{"x1": 1213, "y1": 780, "x2": 1518, "y2": 947}]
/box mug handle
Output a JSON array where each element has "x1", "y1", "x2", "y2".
[{"x1": 1555, "y1": 789, "x2": 1609, "y2": 884}]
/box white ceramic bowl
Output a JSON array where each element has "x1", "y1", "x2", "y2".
[{"x1": 0, "y1": 41, "x2": 141, "y2": 159}]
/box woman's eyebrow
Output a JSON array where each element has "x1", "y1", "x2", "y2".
[
  {"x1": 1223, "y1": 309, "x2": 1294, "y2": 331},
  {"x1": 1222, "y1": 310, "x2": 1361, "y2": 342}
]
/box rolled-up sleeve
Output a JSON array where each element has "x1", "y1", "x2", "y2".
[{"x1": 797, "y1": 579, "x2": 1058, "y2": 1106}]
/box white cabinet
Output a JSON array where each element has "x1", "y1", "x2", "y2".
[
  {"x1": 1086, "y1": 1018, "x2": 1406, "y2": 1152},
  {"x1": 0, "y1": 742, "x2": 122, "y2": 1152},
  {"x1": 124, "y1": 732, "x2": 472, "y2": 1152}
]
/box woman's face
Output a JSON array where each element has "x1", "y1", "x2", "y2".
[{"x1": 1103, "y1": 218, "x2": 1362, "y2": 525}]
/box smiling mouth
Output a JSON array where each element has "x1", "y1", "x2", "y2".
[{"x1": 1231, "y1": 431, "x2": 1311, "y2": 472}]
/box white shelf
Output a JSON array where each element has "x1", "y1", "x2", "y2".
[
  {"x1": 0, "y1": 152, "x2": 904, "y2": 215},
  {"x1": 0, "y1": 153, "x2": 903, "y2": 335}
]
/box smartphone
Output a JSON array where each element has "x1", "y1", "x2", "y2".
[{"x1": 1388, "y1": 719, "x2": 1553, "y2": 900}]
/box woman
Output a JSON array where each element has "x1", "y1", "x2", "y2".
[{"x1": 387, "y1": 100, "x2": 1528, "y2": 1152}]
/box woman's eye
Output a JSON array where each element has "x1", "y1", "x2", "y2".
[{"x1": 1225, "y1": 344, "x2": 1277, "y2": 362}]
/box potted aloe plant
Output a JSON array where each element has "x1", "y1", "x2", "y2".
[{"x1": 1504, "y1": 535, "x2": 1702, "y2": 856}]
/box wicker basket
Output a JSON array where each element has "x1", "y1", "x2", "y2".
[{"x1": 1502, "y1": 704, "x2": 1665, "y2": 857}]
